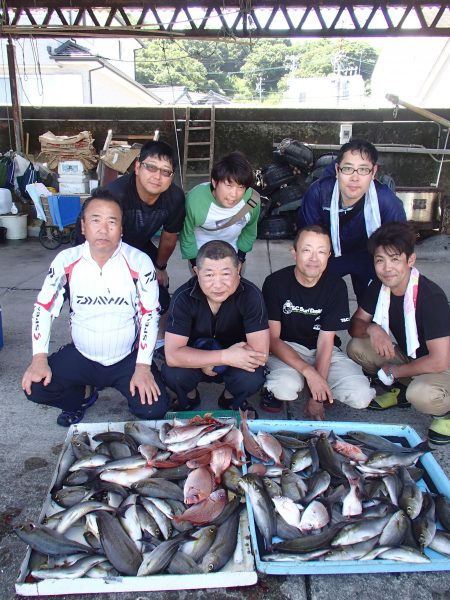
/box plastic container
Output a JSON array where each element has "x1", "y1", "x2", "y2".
[
  {"x1": 57, "y1": 160, "x2": 84, "y2": 176},
  {"x1": 0, "y1": 306, "x2": 3, "y2": 349},
  {"x1": 0, "y1": 188, "x2": 13, "y2": 214},
  {"x1": 244, "y1": 419, "x2": 450, "y2": 576},
  {"x1": 58, "y1": 180, "x2": 90, "y2": 194},
  {"x1": 0, "y1": 214, "x2": 27, "y2": 239}
]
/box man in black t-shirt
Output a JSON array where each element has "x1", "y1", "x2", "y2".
[
  {"x1": 262, "y1": 225, "x2": 374, "y2": 419},
  {"x1": 162, "y1": 240, "x2": 269, "y2": 413},
  {"x1": 348, "y1": 222, "x2": 450, "y2": 444},
  {"x1": 76, "y1": 140, "x2": 185, "y2": 312}
]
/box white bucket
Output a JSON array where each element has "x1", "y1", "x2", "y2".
[{"x1": 0, "y1": 214, "x2": 28, "y2": 240}]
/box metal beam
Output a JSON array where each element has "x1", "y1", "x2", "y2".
[{"x1": 1, "y1": 2, "x2": 449, "y2": 38}]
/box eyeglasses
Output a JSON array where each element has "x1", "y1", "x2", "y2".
[
  {"x1": 338, "y1": 166, "x2": 373, "y2": 176},
  {"x1": 140, "y1": 162, "x2": 174, "y2": 178}
]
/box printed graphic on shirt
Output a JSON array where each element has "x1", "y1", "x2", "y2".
[{"x1": 283, "y1": 300, "x2": 322, "y2": 316}]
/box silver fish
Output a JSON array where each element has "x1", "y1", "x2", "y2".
[
  {"x1": 290, "y1": 448, "x2": 312, "y2": 473},
  {"x1": 133, "y1": 477, "x2": 184, "y2": 501},
  {"x1": 14, "y1": 523, "x2": 95, "y2": 556},
  {"x1": 69, "y1": 454, "x2": 110, "y2": 472},
  {"x1": 399, "y1": 466, "x2": 423, "y2": 519},
  {"x1": 96, "y1": 510, "x2": 142, "y2": 576},
  {"x1": 167, "y1": 551, "x2": 203, "y2": 574},
  {"x1": 238, "y1": 473, "x2": 275, "y2": 551},
  {"x1": 200, "y1": 510, "x2": 240, "y2": 572},
  {"x1": 180, "y1": 525, "x2": 217, "y2": 561},
  {"x1": 379, "y1": 510, "x2": 408, "y2": 546},
  {"x1": 365, "y1": 441, "x2": 431, "y2": 469},
  {"x1": 325, "y1": 537, "x2": 378, "y2": 560},
  {"x1": 412, "y1": 492, "x2": 436, "y2": 547},
  {"x1": 331, "y1": 516, "x2": 390, "y2": 546},
  {"x1": 137, "y1": 535, "x2": 186, "y2": 576},
  {"x1": 436, "y1": 495, "x2": 450, "y2": 532},
  {"x1": 428, "y1": 529, "x2": 450, "y2": 557},
  {"x1": 303, "y1": 470, "x2": 331, "y2": 504},
  {"x1": 31, "y1": 556, "x2": 107, "y2": 579},
  {"x1": 56, "y1": 501, "x2": 116, "y2": 534},
  {"x1": 377, "y1": 545, "x2": 431, "y2": 563}
]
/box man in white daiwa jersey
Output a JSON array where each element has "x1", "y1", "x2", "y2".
[
  {"x1": 180, "y1": 152, "x2": 259, "y2": 268},
  {"x1": 22, "y1": 188, "x2": 169, "y2": 426}
]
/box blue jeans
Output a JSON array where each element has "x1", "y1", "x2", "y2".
[{"x1": 25, "y1": 343, "x2": 170, "y2": 419}]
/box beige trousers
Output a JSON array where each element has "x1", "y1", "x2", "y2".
[
  {"x1": 265, "y1": 341, "x2": 375, "y2": 409},
  {"x1": 347, "y1": 337, "x2": 450, "y2": 416}
]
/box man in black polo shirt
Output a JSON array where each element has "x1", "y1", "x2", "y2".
[
  {"x1": 77, "y1": 140, "x2": 185, "y2": 312},
  {"x1": 162, "y1": 240, "x2": 269, "y2": 412},
  {"x1": 261, "y1": 224, "x2": 374, "y2": 418}
]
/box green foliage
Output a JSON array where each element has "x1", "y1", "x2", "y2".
[{"x1": 135, "y1": 38, "x2": 378, "y2": 101}]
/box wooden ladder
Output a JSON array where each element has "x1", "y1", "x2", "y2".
[{"x1": 182, "y1": 106, "x2": 215, "y2": 192}]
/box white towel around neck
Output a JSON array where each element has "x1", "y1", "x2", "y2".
[{"x1": 330, "y1": 179, "x2": 381, "y2": 257}]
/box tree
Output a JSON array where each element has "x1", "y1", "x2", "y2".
[
  {"x1": 135, "y1": 40, "x2": 212, "y2": 91},
  {"x1": 239, "y1": 40, "x2": 292, "y2": 98}
]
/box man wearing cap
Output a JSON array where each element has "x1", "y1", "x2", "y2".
[{"x1": 298, "y1": 139, "x2": 406, "y2": 302}]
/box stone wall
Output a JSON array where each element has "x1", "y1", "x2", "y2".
[{"x1": 1, "y1": 105, "x2": 449, "y2": 191}]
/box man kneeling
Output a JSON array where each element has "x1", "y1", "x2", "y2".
[
  {"x1": 348, "y1": 221, "x2": 450, "y2": 444},
  {"x1": 262, "y1": 225, "x2": 374, "y2": 419},
  {"x1": 22, "y1": 189, "x2": 169, "y2": 426},
  {"x1": 162, "y1": 240, "x2": 269, "y2": 414}
]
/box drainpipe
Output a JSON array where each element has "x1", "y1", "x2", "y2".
[
  {"x1": 6, "y1": 36, "x2": 24, "y2": 152},
  {"x1": 87, "y1": 64, "x2": 105, "y2": 104}
]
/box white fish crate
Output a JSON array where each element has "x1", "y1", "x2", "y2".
[
  {"x1": 16, "y1": 419, "x2": 257, "y2": 596},
  {"x1": 244, "y1": 419, "x2": 450, "y2": 576}
]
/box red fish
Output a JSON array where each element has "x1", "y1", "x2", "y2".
[{"x1": 173, "y1": 489, "x2": 227, "y2": 525}]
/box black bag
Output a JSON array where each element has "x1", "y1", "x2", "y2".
[{"x1": 17, "y1": 162, "x2": 41, "y2": 199}]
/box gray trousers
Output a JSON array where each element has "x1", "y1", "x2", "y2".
[
  {"x1": 265, "y1": 341, "x2": 375, "y2": 409},
  {"x1": 347, "y1": 337, "x2": 450, "y2": 416}
]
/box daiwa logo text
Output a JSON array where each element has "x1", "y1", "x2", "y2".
[{"x1": 75, "y1": 296, "x2": 130, "y2": 306}]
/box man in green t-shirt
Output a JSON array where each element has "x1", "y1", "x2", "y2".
[{"x1": 180, "y1": 151, "x2": 259, "y2": 267}]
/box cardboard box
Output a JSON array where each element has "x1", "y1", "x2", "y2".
[
  {"x1": 58, "y1": 160, "x2": 85, "y2": 176},
  {"x1": 244, "y1": 420, "x2": 450, "y2": 575},
  {"x1": 16, "y1": 419, "x2": 257, "y2": 596}
]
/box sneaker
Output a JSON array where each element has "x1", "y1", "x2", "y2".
[
  {"x1": 217, "y1": 389, "x2": 233, "y2": 410},
  {"x1": 218, "y1": 391, "x2": 258, "y2": 418},
  {"x1": 428, "y1": 414, "x2": 450, "y2": 445},
  {"x1": 260, "y1": 388, "x2": 283, "y2": 413},
  {"x1": 81, "y1": 387, "x2": 99, "y2": 409},
  {"x1": 368, "y1": 387, "x2": 409, "y2": 411}
]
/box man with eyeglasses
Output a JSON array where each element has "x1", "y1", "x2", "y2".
[
  {"x1": 77, "y1": 140, "x2": 185, "y2": 312},
  {"x1": 298, "y1": 139, "x2": 406, "y2": 303}
]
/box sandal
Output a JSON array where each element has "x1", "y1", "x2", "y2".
[
  {"x1": 57, "y1": 407, "x2": 86, "y2": 427},
  {"x1": 368, "y1": 387, "x2": 410, "y2": 411}
]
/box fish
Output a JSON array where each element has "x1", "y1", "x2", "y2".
[
  {"x1": 180, "y1": 525, "x2": 217, "y2": 562},
  {"x1": 99, "y1": 466, "x2": 157, "y2": 487},
  {"x1": 272, "y1": 496, "x2": 302, "y2": 529},
  {"x1": 325, "y1": 537, "x2": 378, "y2": 561},
  {"x1": 302, "y1": 470, "x2": 331, "y2": 504},
  {"x1": 200, "y1": 509, "x2": 240, "y2": 573},
  {"x1": 167, "y1": 551, "x2": 203, "y2": 575},
  {"x1": 55, "y1": 501, "x2": 116, "y2": 534},
  {"x1": 412, "y1": 492, "x2": 436, "y2": 547},
  {"x1": 222, "y1": 464, "x2": 245, "y2": 494},
  {"x1": 365, "y1": 441, "x2": 431, "y2": 469},
  {"x1": 140, "y1": 497, "x2": 173, "y2": 540},
  {"x1": 239, "y1": 409, "x2": 270, "y2": 462},
  {"x1": 435, "y1": 495, "x2": 450, "y2": 532},
  {"x1": 133, "y1": 478, "x2": 185, "y2": 501},
  {"x1": 272, "y1": 524, "x2": 344, "y2": 553},
  {"x1": 256, "y1": 431, "x2": 284, "y2": 466},
  {"x1": 197, "y1": 424, "x2": 234, "y2": 447},
  {"x1": 51, "y1": 441, "x2": 76, "y2": 493},
  {"x1": 330, "y1": 432, "x2": 368, "y2": 463},
  {"x1": 137, "y1": 535, "x2": 188, "y2": 576},
  {"x1": 173, "y1": 489, "x2": 228, "y2": 526},
  {"x1": 273, "y1": 434, "x2": 309, "y2": 449},
  {"x1": 210, "y1": 446, "x2": 233, "y2": 483},
  {"x1": 68, "y1": 454, "x2": 110, "y2": 472},
  {"x1": 31, "y1": 556, "x2": 108, "y2": 580},
  {"x1": 378, "y1": 510, "x2": 408, "y2": 546},
  {"x1": 347, "y1": 432, "x2": 429, "y2": 455},
  {"x1": 52, "y1": 486, "x2": 90, "y2": 508},
  {"x1": 299, "y1": 500, "x2": 329, "y2": 533},
  {"x1": 95, "y1": 510, "x2": 142, "y2": 576},
  {"x1": 315, "y1": 435, "x2": 344, "y2": 479},
  {"x1": 428, "y1": 529, "x2": 450, "y2": 557},
  {"x1": 290, "y1": 448, "x2": 312, "y2": 473},
  {"x1": 92, "y1": 431, "x2": 139, "y2": 454},
  {"x1": 124, "y1": 422, "x2": 167, "y2": 450},
  {"x1": 262, "y1": 477, "x2": 282, "y2": 499},
  {"x1": 331, "y1": 516, "x2": 390, "y2": 546},
  {"x1": 238, "y1": 474, "x2": 275, "y2": 551},
  {"x1": 14, "y1": 524, "x2": 96, "y2": 556},
  {"x1": 377, "y1": 545, "x2": 431, "y2": 563},
  {"x1": 398, "y1": 466, "x2": 423, "y2": 519},
  {"x1": 281, "y1": 469, "x2": 307, "y2": 502},
  {"x1": 183, "y1": 467, "x2": 215, "y2": 505}
]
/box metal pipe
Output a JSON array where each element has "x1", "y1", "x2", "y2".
[{"x1": 386, "y1": 94, "x2": 450, "y2": 129}]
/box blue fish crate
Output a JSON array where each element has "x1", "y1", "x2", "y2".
[{"x1": 244, "y1": 420, "x2": 450, "y2": 575}]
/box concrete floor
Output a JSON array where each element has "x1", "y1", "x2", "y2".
[{"x1": 1, "y1": 234, "x2": 450, "y2": 599}]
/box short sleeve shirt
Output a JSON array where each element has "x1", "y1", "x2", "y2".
[
  {"x1": 107, "y1": 173, "x2": 185, "y2": 254},
  {"x1": 360, "y1": 274, "x2": 450, "y2": 358},
  {"x1": 262, "y1": 266, "x2": 350, "y2": 349},
  {"x1": 166, "y1": 277, "x2": 268, "y2": 348}
]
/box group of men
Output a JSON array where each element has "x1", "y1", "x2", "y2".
[{"x1": 22, "y1": 138, "x2": 450, "y2": 444}]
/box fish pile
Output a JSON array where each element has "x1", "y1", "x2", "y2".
[
  {"x1": 239, "y1": 417, "x2": 450, "y2": 565},
  {"x1": 14, "y1": 415, "x2": 248, "y2": 581}
]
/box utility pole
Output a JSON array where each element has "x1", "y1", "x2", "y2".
[
  {"x1": 255, "y1": 77, "x2": 264, "y2": 103},
  {"x1": 6, "y1": 36, "x2": 24, "y2": 153}
]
